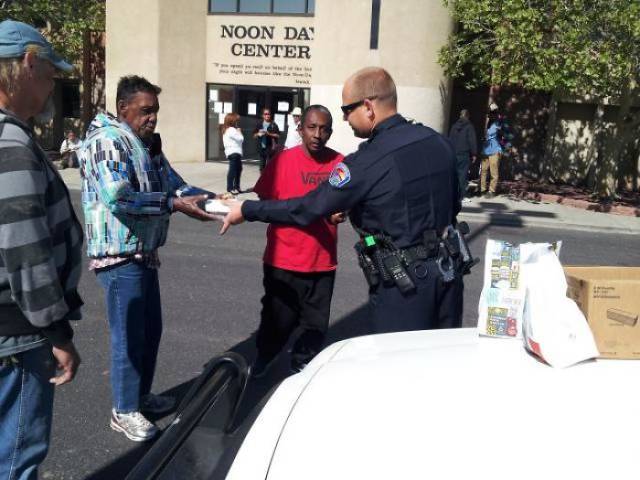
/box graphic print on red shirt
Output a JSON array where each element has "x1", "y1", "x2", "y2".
[{"x1": 253, "y1": 145, "x2": 344, "y2": 272}]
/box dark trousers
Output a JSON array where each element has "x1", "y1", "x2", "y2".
[
  {"x1": 226, "y1": 153, "x2": 242, "y2": 192},
  {"x1": 368, "y1": 258, "x2": 464, "y2": 334},
  {"x1": 455, "y1": 152, "x2": 470, "y2": 200},
  {"x1": 258, "y1": 147, "x2": 271, "y2": 172},
  {"x1": 257, "y1": 264, "x2": 336, "y2": 368}
]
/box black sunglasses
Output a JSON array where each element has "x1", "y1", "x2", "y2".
[
  {"x1": 340, "y1": 94, "x2": 393, "y2": 116},
  {"x1": 340, "y1": 96, "x2": 376, "y2": 116}
]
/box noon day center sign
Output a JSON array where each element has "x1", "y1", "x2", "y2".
[{"x1": 206, "y1": 16, "x2": 314, "y2": 88}]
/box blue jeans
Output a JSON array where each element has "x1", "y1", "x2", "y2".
[
  {"x1": 96, "y1": 261, "x2": 163, "y2": 413},
  {"x1": 0, "y1": 345, "x2": 55, "y2": 480}
]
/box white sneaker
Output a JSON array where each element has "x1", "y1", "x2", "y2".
[
  {"x1": 110, "y1": 409, "x2": 158, "y2": 442},
  {"x1": 462, "y1": 197, "x2": 472, "y2": 203},
  {"x1": 140, "y1": 393, "x2": 175, "y2": 415}
]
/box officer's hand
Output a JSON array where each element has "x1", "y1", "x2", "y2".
[
  {"x1": 220, "y1": 199, "x2": 245, "y2": 235},
  {"x1": 173, "y1": 194, "x2": 220, "y2": 222},
  {"x1": 329, "y1": 212, "x2": 346, "y2": 225},
  {"x1": 50, "y1": 341, "x2": 81, "y2": 386}
]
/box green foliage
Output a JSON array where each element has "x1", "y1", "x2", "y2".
[
  {"x1": 439, "y1": 0, "x2": 640, "y2": 100},
  {"x1": 440, "y1": 0, "x2": 640, "y2": 196},
  {"x1": 0, "y1": 0, "x2": 105, "y2": 63}
]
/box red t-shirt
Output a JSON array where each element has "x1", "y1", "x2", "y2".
[{"x1": 253, "y1": 145, "x2": 344, "y2": 272}]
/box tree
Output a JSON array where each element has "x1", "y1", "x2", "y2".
[
  {"x1": 1, "y1": 1, "x2": 106, "y2": 129},
  {"x1": 439, "y1": 0, "x2": 640, "y2": 197},
  {"x1": 0, "y1": 0, "x2": 105, "y2": 64}
]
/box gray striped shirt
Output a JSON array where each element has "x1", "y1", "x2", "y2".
[{"x1": 0, "y1": 109, "x2": 84, "y2": 356}]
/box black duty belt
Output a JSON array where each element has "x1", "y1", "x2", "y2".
[{"x1": 399, "y1": 244, "x2": 439, "y2": 265}]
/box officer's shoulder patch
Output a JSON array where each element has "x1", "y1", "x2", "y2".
[{"x1": 328, "y1": 162, "x2": 351, "y2": 188}]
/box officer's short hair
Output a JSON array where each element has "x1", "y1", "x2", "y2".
[
  {"x1": 116, "y1": 75, "x2": 161, "y2": 106},
  {"x1": 348, "y1": 67, "x2": 397, "y2": 108},
  {"x1": 300, "y1": 104, "x2": 332, "y2": 127}
]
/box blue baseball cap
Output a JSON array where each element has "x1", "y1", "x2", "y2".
[{"x1": 0, "y1": 20, "x2": 72, "y2": 72}]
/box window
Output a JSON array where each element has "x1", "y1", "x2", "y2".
[
  {"x1": 240, "y1": 0, "x2": 270, "y2": 13},
  {"x1": 273, "y1": 0, "x2": 306, "y2": 13},
  {"x1": 209, "y1": 0, "x2": 236, "y2": 12},
  {"x1": 209, "y1": 0, "x2": 314, "y2": 14}
]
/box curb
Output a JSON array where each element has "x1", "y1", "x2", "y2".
[
  {"x1": 458, "y1": 211, "x2": 640, "y2": 235},
  {"x1": 509, "y1": 192, "x2": 640, "y2": 217}
]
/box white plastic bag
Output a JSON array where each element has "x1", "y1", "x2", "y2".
[{"x1": 521, "y1": 244, "x2": 599, "y2": 368}]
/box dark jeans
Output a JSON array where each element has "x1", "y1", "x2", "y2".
[
  {"x1": 368, "y1": 258, "x2": 464, "y2": 334},
  {"x1": 455, "y1": 152, "x2": 470, "y2": 200},
  {"x1": 257, "y1": 264, "x2": 336, "y2": 368},
  {"x1": 96, "y1": 261, "x2": 163, "y2": 413},
  {"x1": 258, "y1": 148, "x2": 271, "y2": 172},
  {"x1": 0, "y1": 344, "x2": 55, "y2": 480},
  {"x1": 226, "y1": 153, "x2": 242, "y2": 192}
]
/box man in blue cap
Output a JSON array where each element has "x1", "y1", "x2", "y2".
[{"x1": 0, "y1": 20, "x2": 83, "y2": 479}]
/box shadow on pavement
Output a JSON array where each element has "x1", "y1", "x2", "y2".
[
  {"x1": 87, "y1": 301, "x2": 375, "y2": 478},
  {"x1": 85, "y1": 443, "x2": 154, "y2": 480}
]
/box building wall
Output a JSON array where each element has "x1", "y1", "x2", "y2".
[
  {"x1": 311, "y1": 0, "x2": 454, "y2": 154},
  {"x1": 106, "y1": 0, "x2": 454, "y2": 161},
  {"x1": 106, "y1": 0, "x2": 206, "y2": 163}
]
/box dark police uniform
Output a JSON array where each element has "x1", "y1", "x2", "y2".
[{"x1": 242, "y1": 114, "x2": 463, "y2": 333}]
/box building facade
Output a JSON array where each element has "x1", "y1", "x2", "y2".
[{"x1": 106, "y1": 0, "x2": 454, "y2": 163}]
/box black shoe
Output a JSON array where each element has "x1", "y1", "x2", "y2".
[{"x1": 250, "y1": 354, "x2": 278, "y2": 379}]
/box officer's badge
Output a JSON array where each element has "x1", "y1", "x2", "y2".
[{"x1": 329, "y1": 162, "x2": 351, "y2": 188}]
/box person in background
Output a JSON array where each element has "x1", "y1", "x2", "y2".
[
  {"x1": 448, "y1": 109, "x2": 477, "y2": 203},
  {"x1": 284, "y1": 106, "x2": 302, "y2": 149},
  {"x1": 253, "y1": 108, "x2": 280, "y2": 172},
  {"x1": 0, "y1": 19, "x2": 83, "y2": 479},
  {"x1": 222, "y1": 67, "x2": 464, "y2": 336},
  {"x1": 58, "y1": 130, "x2": 82, "y2": 169},
  {"x1": 223, "y1": 112, "x2": 244, "y2": 194},
  {"x1": 250, "y1": 105, "x2": 345, "y2": 377},
  {"x1": 480, "y1": 104, "x2": 503, "y2": 198}
]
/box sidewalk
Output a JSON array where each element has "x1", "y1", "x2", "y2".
[{"x1": 58, "y1": 161, "x2": 640, "y2": 235}]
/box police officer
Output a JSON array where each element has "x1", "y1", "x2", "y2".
[{"x1": 222, "y1": 67, "x2": 465, "y2": 333}]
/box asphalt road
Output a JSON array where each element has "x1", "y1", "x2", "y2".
[{"x1": 41, "y1": 195, "x2": 640, "y2": 479}]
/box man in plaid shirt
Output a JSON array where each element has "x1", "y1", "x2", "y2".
[{"x1": 80, "y1": 75, "x2": 219, "y2": 442}]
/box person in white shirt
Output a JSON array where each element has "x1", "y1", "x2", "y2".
[
  {"x1": 59, "y1": 130, "x2": 81, "y2": 168},
  {"x1": 284, "y1": 106, "x2": 303, "y2": 149},
  {"x1": 222, "y1": 112, "x2": 244, "y2": 194}
]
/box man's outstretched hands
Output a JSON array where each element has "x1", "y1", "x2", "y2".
[
  {"x1": 172, "y1": 194, "x2": 221, "y2": 221},
  {"x1": 220, "y1": 199, "x2": 245, "y2": 235}
]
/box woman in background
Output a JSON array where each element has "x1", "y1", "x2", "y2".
[{"x1": 222, "y1": 112, "x2": 244, "y2": 194}]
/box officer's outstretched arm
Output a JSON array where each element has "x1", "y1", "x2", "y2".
[{"x1": 241, "y1": 173, "x2": 365, "y2": 227}]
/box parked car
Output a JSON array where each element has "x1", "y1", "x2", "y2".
[{"x1": 128, "y1": 328, "x2": 640, "y2": 479}]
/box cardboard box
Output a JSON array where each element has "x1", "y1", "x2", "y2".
[{"x1": 564, "y1": 266, "x2": 640, "y2": 359}]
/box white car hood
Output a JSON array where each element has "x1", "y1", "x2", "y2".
[{"x1": 227, "y1": 329, "x2": 640, "y2": 479}]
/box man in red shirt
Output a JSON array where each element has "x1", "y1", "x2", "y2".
[{"x1": 251, "y1": 105, "x2": 344, "y2": 377}]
